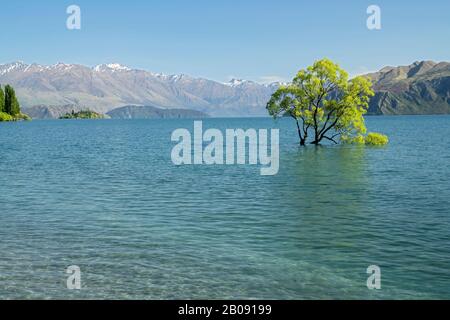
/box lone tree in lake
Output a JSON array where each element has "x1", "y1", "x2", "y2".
[{"x1": 267, "y1": 58, "x2": 388, "y2": 145}]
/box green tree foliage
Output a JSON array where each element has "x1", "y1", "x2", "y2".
[
  {"x1": 0, "y1": 112, "x2": 13, "y2": 121},
  {"x1": 364, "y1": 132, "x2": 389, "y2": 145},
  {"x1": 267, "y1": 58, "x2": 388, "y2": 145},
  {"x1": 59, "y1": 110, "x2": 104, "y2": 119},
  {"x1": 0, "y1": 85, "x2": 5, "y2": 113},
  {"x1": 4, "y1": 84, "x2": 21, "y2": 116},
  {"x1": 0, "y1": 84, "x2": 30, "y2": 121}
]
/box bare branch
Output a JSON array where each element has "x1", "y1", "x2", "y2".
[{"x1": 322, "y1": 135, "x2": 338, "y2": 144}]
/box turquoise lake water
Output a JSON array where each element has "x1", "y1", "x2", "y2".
[{"x1": 0, "y1": 116, "x2": 449, "y2": 299}]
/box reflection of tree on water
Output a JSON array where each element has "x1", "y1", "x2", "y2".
[
  {"x1": 270, "y1": 144, "x2": 370, "y2": 228},
  {"x1": 273, "y1": 145, "x2": 374, "y2": 295},
  {"x1": 289, "y1": 145, "x2": 369, "y2": 215}
]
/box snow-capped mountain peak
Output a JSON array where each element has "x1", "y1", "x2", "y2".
[
  {"x1": 0, "y1": 62, "x2": 80, "y2": 74},
  {"x1": 0, "y1": 61, "x2": 28, "y2": 75},
  {"x1": 168, "y1": 73, "x2": 191, "y2": 82},
  {"x1": 93, "y1": 63, "x2": 131, "y2": 72},
  {"x1": 264, "y1": 81, "x2": 289, "y2": 89},
  {"x1": 0, "y1": 60, "x2": 277, "y2": 117},
  {"x1": 47, "y1": 62, "x2": 76, "y2": 71},
  {"x1": 226, "y1": 78, "x2": 255, "y2": 87}
]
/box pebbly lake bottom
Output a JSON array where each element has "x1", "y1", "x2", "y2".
[{"x1": 0, "y1": 116, "x2": 449, "y2": 299}]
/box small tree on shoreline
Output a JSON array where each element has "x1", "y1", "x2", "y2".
[
  {"x1": 267, "y1": 58, "x2": 387, "y2": 146},
  {"x1": 0, "y1": 84, "x2": 31, "y2": 121},
  {"x1": 0, "y1": 86, "x2": 4, "y2": 113},
  {"x1": 4, "y1": 84, "x2": 21, "y2": 116}
]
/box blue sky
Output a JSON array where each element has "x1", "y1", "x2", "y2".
[{"x1": 0, "y1": 0, "x2": 449, "y2": 83}]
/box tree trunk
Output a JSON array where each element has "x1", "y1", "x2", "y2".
[
  {"x1": 295, "y1": 118, "x2": 306, "y2": 146},
  {"x1": 311, "y1": 134, "x2": 322, "y2": 145}
]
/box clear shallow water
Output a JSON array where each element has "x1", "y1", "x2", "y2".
[{"x1": 0, "y1": 116, "x2": 449, "y2": 299}]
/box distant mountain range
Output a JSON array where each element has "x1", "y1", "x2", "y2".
[
  {"x1": 0, "y1": 62, "x2": 278, "y2": 117},
  {"x1": 1, "y1": 60, "x2": 450, "y2": 118}
]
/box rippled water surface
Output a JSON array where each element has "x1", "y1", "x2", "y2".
[{"x1": 0, "y1": 116, "x2": 449, "y2": 299}]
